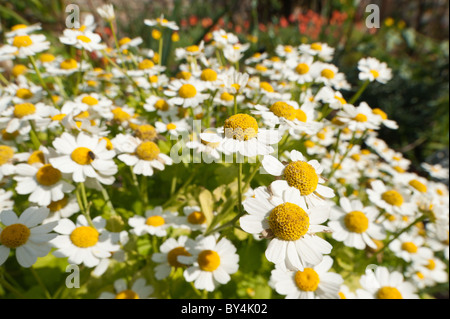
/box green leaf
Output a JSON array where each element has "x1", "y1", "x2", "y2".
[{"x1": 198, "y1": 188, "x2": 214, "y2": 226}]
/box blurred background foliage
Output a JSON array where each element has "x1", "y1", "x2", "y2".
[{"x1": 1, "y1": 0, "x2": 448, "y2": 176}]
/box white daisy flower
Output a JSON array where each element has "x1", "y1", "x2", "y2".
[
  {"x1": 13, "y1": 161, "x2": 75, "y2": 206},
  {"x1": 45, "y1": 57, "x2": 91, "y2": 76},
  {"x1": 314, "y1": 86, "x2": 349, "y2": 110},
  {"x1": 96, "y1": 4, "x2": 115, "y2": 21},
  {"x1": 421, "y1": 162, "x2": 449, "y2": 181},
  {"x1": 43, "y1": 194, "x2": 80, "y2": 223},
  {"x1": 1, "y1": 144, "x2": 29, "y2": 180},
  {"x1": 128, "y1": 206, "x2": 179, "y2": 237},
  {"x1": 51, "y1": 215, "x2": 120, "y2": 267},
  {"x1": 219, "y1": 113, "x2": 280, "y2": 158},
  {"x1": 50, "y1": 132, "x2": 117, "y2": 185},
  {"x1": 311, "y1": 62, "x2": 349, "y2": 90},
  {"x1": 409, "y1": 256, "x2": 448, "y2": 289},
  {"x1": 155, "y1": 118, "x2": 190, "y2": 139},
  {"x1": 220, "y1": 68, "x2": 249, "y2": 95},
  {"x1": 151, "y1": 235, "x2": 194, "y2": 280},
  {"x1": 186, "y1": 130, "x2": 230, "y2": 164},
  {"x1": 5, "y1": 23, "x2": 42, "y2": 38},
  {"x1": 388, "y1": 232, "x2": 433, "y2": 265},
  {"x1": 144, "y1": 14, "x2": 179, "y2": 30},
  {"x1": 0, "y1": 101, "x2": 54, "y2": 134},
  {"x1": 356, "y1": 265, "x2": 419, "y2": 299},
  {"x1": 251, "y1": 100, "x2": 322, "y2": 136},
  {"x1": 179, "y1": 234, "x2": 239, "y2": 292},
  {"x1": 328, "y1": 197, "x2": 385, "y2": 250},
  {"x1": 269, "y1": 256, "x2": 343, "y2": 299},
  {"x1": 112, "y1": 133, "x2": 173, "y2": 177},
  {"x1": 358, "y1": 57, "x2": 392, "y2": 84},
  {"x1": 0, "y1": 207, "x2": 57, "y2": 268},
  {"x1": 285, "y1": 54, "x2": 315, "y2": 84},
  {"x1": 212, "y1": 29, "x2": 239, "y2": 49},
  {"x1": 336, "y1": 102, "x2": 380, "y2": 131},
  {"x1": 99, "y1": 278, "x2": 154, "y2": 299},
  {"x1": 59, "y1": 29, "x2": 105, "y2": 52},
  {"x1": 371, "y1": 107, "x2": 398, "y2": 129},
  {"x1": 178, "y1": 206, "x2": 211, "y2": 232},
  {"x1": 261, "y1": 150, "x2": 335, "y2": 208},
  {"x1": 240, "y1": 185, "x2": 332, "y2": 271},
  {"x1": 117, "y1": 36, "x2": 143, "y2": 51},
  {"x1": 367, "y1": 179, "x2": 417, "y2": 217},
  {"x1": 165, "y1": 79, "x2": 208, "y2": 109},
  {"x1": 299, "y1": 42, "x2": 335, "y2": 61},
  {"x1": 0, "y1": 189, "x2": 14, "y2": 212},
  {"x1": 5, "y1": 33, "x2": 50, "y2": 58}
]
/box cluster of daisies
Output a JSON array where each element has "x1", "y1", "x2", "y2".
[{"x1": 0, "y1": 4, "x2": 448, "y2": 299}]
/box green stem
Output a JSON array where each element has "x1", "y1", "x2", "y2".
[
  {"x1": 237, "y1": 161, "x2": 243, "y2": 215},
  {"x1": 77, "y1": 182, "x2": 94, "y2": 227},
  {"x1": 158, "y1": 34, "x2": 163, "y2": 66},
  {"x1": 349, "y1": 80, "x2": 370, "y2": 105},
  {"x1": 0, "y1": 276, "x2": 26, "y2": 298},
  {"x1": 100, "y1": 185, "x2": 117, "y2": 215},
  {"x1": 30, "y1": 267, "x2": 52, "y2": 299},
  {"x1": 233, "y1": 94, "x2": 238, "y2": 114},
  {"x1": 368, "y1": 214, "x2": 427, "y2": 263},
  {"x1": 28, "y1": 56, "x2": 57, "y2": 108},
  {"x1": 28, "y1": 120, "x2": 41, "y2": 150}
]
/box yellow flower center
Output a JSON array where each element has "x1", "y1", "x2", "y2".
[
  {"x1": 119, "y1": 37, "x2": 131, "y2": 46},
  {"x1": 426, "y1": 259, "x2": 436, "y2": 270},
  {"x1": 0, "y1": 223, "x2": 30, "y2": 248},
  {"x1": 353, "y1": 113, "x2": 368, "y2": 122},
  {"x1": 198, "y1": 250, "x2": 220, "y2": 272},
  {"x1": 200, "y1": 69, "x2": 218, "y2": 82},
  {"x1": 268, "y1": 202, "x2": 310, "y2": 241},
  {"x1": 260, "y1": 81, "x2": 274, "y2": 92},
  {"x1": 283, "y1": 161, "x2": 319, "y2": 196},
  {"x1": 112, "y1": 107, "x2": 131, "y2": 123},
  {"x1": 149, "y1": 75, "x2": 158, "y2": 83},
  {"x1": 135, "y1": 124, "x2": 157, "y2": 141},
  {"x1": 231, "y1": 83, "x2": 241, "y2": 92},
  {"x1": 71, "y1": 147, "x2": 94, "y2": 165},
  {"x1": 176, "y1": 71, "x2": 191, "y2": 80},
  {"x1": 12, "y1": 64, "x2": 28, "y2": 77},
  {"x1": 27, "y1": 150, "x2": 45, "y2": 165},
  {"x1": 284, "y1": 45, "x2": 293, "y2": 53},
  {"x1": 70, "y1": 226, "x2": 99, "y2": 248},
  {"x1": 11, "y1": 24, "x2": 28, "y2": 31},
  {"x1": 178, "y1": 84, "x2": 197, "y2": 99},
  {"x1": 408, "y1": 179, "x2": 427, "y2": 193},
  {"x1": 321, "y1": 69, "x2": 335, "y2": 79},
  {"x1": 15, "y1": 88, "x2": 33, "y2": 100},
  {"x1": 0, "y1": 145, "x2": 14, "y2": 165},
  {"x1": 81, "y1": 96, "x2": 99, "y2": 106},
  {"x1": 344, "y1": 211, "x2": 369, "y2": 233},
  {"x1": 372, "y1": 108, "x2": 387, "y2": 120},
  {"x1": 294, "y1": 268, "x2": 320, "y2": 291},
  {"x1": 381, "y1": 190, "x2": 404, "y2": 207},
  {"x1": 377, "y1": 286, "x2": 402, "y2": 299},
  {"x1": 269, "y1": 101, "x2": 296, "y2": 121},
  {"x1": 76, "y1": 35, "x2": 91, "y2": 43},
  {"x1": 186, "y1": 45, "x2": 199, "y2": 52},
  {"x1": 295, "y1": 63, "x2": 310, "y2": 75},
  {"x1": 166, "y1": 123, "x2": 177, "y2": 130},
  {"x1": 223, "y1": 113, "x2": 259, "y2": 141},
  {"x1": 136, "y1": 141, "x2": 160, "y2": 161},
  {"x1": 13, "y1": 35, "x2": 33, "y2": 48},
  {"x1": 39, "y1": 53, "x2": 55, "y2": 63},
  {"x1": 304, "y1": 140, "x2": 315, "y2": 148},
  {"x1": 13, "y1": 103, "x2": 36, "y2": 118},
  {"x1": 296, "y1": 109, "x2": 307, "y2": 122},
  {"x1": 393, "y1": 166, "x2": 405, "y2": 173},
  {"x1": 154, "y1": 99, "x2": 169, "y2": 111},
  {"x1": 370, "y1": 69, "x2": 380, "y2": 78},
  {"x1": 401, "y1": 241, "x2": 418, "y2": 253},
  {"x1": 138, "y1": 59, "x2": 154, "y2": 70},
  {"x1": 255, "y1": 64, "x2": 268, "y2": 72},
  {"x1": 220, "y1": 92, "x2": 234, "y2": 102},
  {"x1": 167, "y1": 246, "x2": 191, "y2": 268},
  {"x1": 47, "y1": 196, "x2": 69, "y2": 212},
  {"x1": 310, "y1": 43, "x2": 322, "y2": 51},
  {"x1": 60, "y1": 58, "x2": 78, "y2": 70},
  {"x1": 151, "y1": 29, "x2": 162, "y2": 40},
  {"x1": 187, "y1": 211, "x2": 206, "y2": 225},
  {"x1": 115, "y1": 290, "x2": 139, "y2": 299},
  {"x1": 145, "y1": 215, "x2": 165, "y2": 227},
  {"x1": 35, "y1": 164, "x2": 62, "y2": 186}
]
